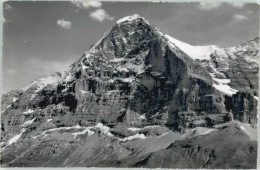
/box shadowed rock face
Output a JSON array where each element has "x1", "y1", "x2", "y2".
[{"x1": 1, "y1": 14, "x2": 258, "y2": 168}]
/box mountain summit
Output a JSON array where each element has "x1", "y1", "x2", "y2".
[{"x1": 1, "y1": 14, "x2": 258, "y2": 168}]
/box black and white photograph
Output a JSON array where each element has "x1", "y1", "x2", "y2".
[{"x1": 0, "y1": 0, "x2": 259, "y2": 168}]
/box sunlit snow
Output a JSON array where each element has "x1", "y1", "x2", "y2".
[
  {"x1": 211, "y1": 74, "x2": 237, "y2": 96},
  {"x1": 21, "y1": 117, "x2": 36, "y2": 127},
  {"x1": 71, "y1": 128, "x2": 95, "y2": 138},
  {"x1": 138, "y1": 115, "x2": 146, "y2": 120},
  {"x1": 35, "y1": 76, "x2": 61, "y2": 93},
  {"x1": 121, "y1": 133, "x2": 146, "y2": 142},
  {"x1": 213, "y1": 83, "x2": 237, "y2": 96},
  {"x1": 165, "y1": 34, "x2": 221, "y2": 61},
  {"x1": 117, "y1": 14, "x2": 149, "y2": 25},
  {"x1": 212, "y1": 78, "x2": 231, "y2": 84},
  {"x1": 13, "y1": 97, "x2": 18, "y2": 102},
  {"x1": 157, "y1": 132, "x2": 169, "y2": 138},
  {"x1": 94, "y1": 123, "x2": 114, "y2": 137},
  {"x1": 128, "y1": 127, "x2": 142, "y2": 132},
  {"x1": 23, "y1": 109, "x2": 34, "y2": 115},
  {"x1": 7, "y1": 128, "x2": 27, "y2": 145}
]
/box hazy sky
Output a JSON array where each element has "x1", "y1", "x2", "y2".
[{"x1": 2, "y1": 1, "x2": 259, "y2": 92}]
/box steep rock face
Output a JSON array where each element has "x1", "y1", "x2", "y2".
[
  {"x1": 232, "y1": 92, "x2": 258, "y2": 124},
  {"x1": 164, "y1": 34, "x2": 259, "y2": 125},
  {"x1": 0, "y1": 14, "x2": 258, "y2": 168}
]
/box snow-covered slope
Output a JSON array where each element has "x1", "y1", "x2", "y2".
[
  {"x1": 159, "y1": 32, "x2": 259, "y2": 96},
  {"x1": 164, "y1": 34, "x2": 220, "y2": 61}
]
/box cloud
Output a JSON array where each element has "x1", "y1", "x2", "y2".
[
  {"x1": 89, "y1": 9, "x2": 114, "y2": 22},
  {"x1": 232, "y1": 14, "x2": 248, "y2": 22},
  {"x1": 199, "y1": 2, "x2": 246, "y2": 10},
  {"x1": 57, "y1": 19, "x2": 72, "y2": 29},
  {"x1": 227, "y1": 2, "x2": 245, "y2": 9},
  {"x1": 71, "y1": 0, "x2": 102, "y2": 9},
  {"x1": 4, "y1": 4, "x2": 12, "y2": 10},
  {"x1": 199, "y1": 2, "x2": 222, "y2": 10}
]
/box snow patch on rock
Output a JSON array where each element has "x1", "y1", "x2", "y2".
[
  {"x1": 21, "y1": 81, "x2": 37, "y2": 92},
  {"x1": 128, "y1": 127, "x2": 142, "y2": 132},
  {"x1": 7, "y1": 128, "x2": 27, "y2": 145},
  {"x1": 121, "y1": 133, "x2": 146, "y2": 142},
  {"x1": 128, "y1": 125, "x2": 160, "y2": 132},
  {"x1": 21, "y1": 74, "x2": 62, "y2": 94},
  {"x1": 124, "y1": 63, "x2": 145, "y2": 74},
  {"x1": 117, "y1": 67, "x2": 129, "y2": 72},
  {"x1": 30, "y1": 94, "x2": 38, "y2": 100},
  {"x1": 64, "y1": 74, "x2": 73, "y2": 82},
  {"x1": 210, "y1": 74, "x2": 237, "y2": 96},
  {"x1": 213, "y1": 83, "x2": 237, "y2": 96},
  {"x1": 35, "y1": 76, "x2": 61, "y2": 93},
  {"x1": 212, "y1": 77, "x2": 231, "y2": 84},
  {"x1": 50, "y1": 125, "x2": 81, "y2": 132},
  {"x1": 81, "y1": 90, "x2": 90, "y2": 95},
  {"x1": 0, "y1": 128, "x2": 27, "y2": 153},
  {"x1": 122, "y1": 77, "x2": 135, "y2": 83},
  {"x1": 181, "y1": 127, "x2": 216, "y2": 139},
  {"x1": 71, "y1": 128, "x2": 95, "y2": 138},
  {"x1": 23, "y1": 109, "x2": 35, "y2": 115},
  {"x1": 13, "y1": 97, "x2": 18, "y2": 102},
  {"x1": 94, "y1": 123, "x2": 114, "y2": 137},
  {"x1": 33, "y1": 125, "x2": 82, "y2": 139},
  {"x1": 110, "y1": 58, "x2": 125, "y2": 62},
  {"x1": 105, "y1": 90, "x2": 120, "y2": 95},
  {"x1": 138, "y1": 115, "x2": 146, "y2": 120},
  {"x1": 2, "y1": 105, "x2": 11, "y2": 114},
  {"x1": 157, "y1": 132, "x2": 169, "y2": 138},
  {"x1": 21, "y1": 117, "x2": 36, "y2": 127}
]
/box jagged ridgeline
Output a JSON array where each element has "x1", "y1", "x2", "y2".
[{"x1": 1, "y1": 14, "x2": 258, "y2": 168}]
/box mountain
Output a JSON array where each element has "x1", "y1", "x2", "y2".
[{"x1": 1, "y1": 14, "x2": 258, "y2": 168}]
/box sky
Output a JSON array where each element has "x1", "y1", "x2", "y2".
[{"x1": 2, "y1": 1, "x2": 259, "y2": 93}]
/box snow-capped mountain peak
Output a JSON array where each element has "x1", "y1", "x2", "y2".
[{"x1": 116, "y1": 14, "x2": 149, "y2": 25}]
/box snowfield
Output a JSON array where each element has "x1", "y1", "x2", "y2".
[{"x1": 165, "y1": 34, "x2": 220, "y2": 61}]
